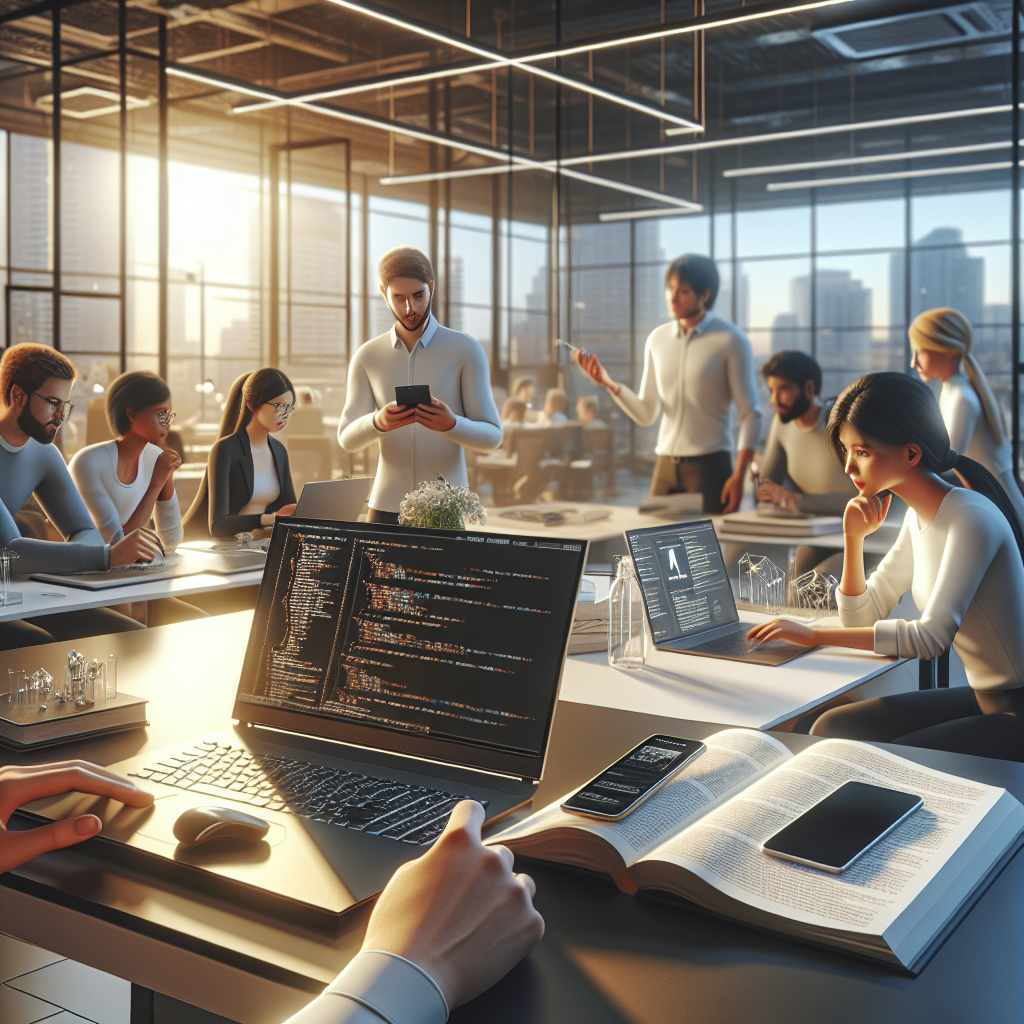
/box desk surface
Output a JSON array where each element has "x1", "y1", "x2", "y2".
[
  {"x1": 0, "y1": 569, "x2": 262, "y2": 622},
  {"x1": 0, "y1": 616, "x2": 1018, "y2": 1024}
]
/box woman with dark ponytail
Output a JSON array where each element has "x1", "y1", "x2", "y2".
[
  {"x1": 748, "y1": 371, "x2": 1024, "y2": 760},
  {"x1": 183, "y1": 368, "x2": 297, "y2": 539}
]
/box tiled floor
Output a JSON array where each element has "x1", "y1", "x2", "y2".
[{"x1": 0, "y1": 932, "x2": 129, "y2": 1024}]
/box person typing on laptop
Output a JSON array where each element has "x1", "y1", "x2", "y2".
[
  {"x1": 0, "y1": 345, "x2": 158, "y2": 648},
  {"x1": 1, "y1": 763, "x2": 543, "y2": 1024},
  {"x1": 338, "y1": 246, "x2": 502, "y2": 525}
]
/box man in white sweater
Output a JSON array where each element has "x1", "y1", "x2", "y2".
[
  {"x1": 575, "y1": 254, "x2": 760, "y2": 513},
  {"x1": 339, "y1": 247, "x2": 502, "y2": 523}
]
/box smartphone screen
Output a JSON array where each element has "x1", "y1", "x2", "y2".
[
  {"x1": 761, "y1": 781, "x2": 922, "y2": 874},
  {"x1": 561, "y1": 735, "x2": 706, "y2": 821},
  {"x1": 395, "y1": 384, "x2": 432, "y2": 408}
]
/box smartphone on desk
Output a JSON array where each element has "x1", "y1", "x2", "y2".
[
  {"x1": 395, "y1": 384, "x2": 432, "y2": 409},
  {"x1": 561, "y1": 735, "x2": 706, "y2": 821},
  {"x1": 761, "y1": 781, "x2": 922, "y2": 874}
]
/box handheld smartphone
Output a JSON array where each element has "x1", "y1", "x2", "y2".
[
  {"x1": 561, "y1": 735, "x2": 706, "y2": 821},
  {"x1": 761, "y1": 781, "x2": 922, "y2": 874},
  {"x1": 395, "y1": 384, "x2": 432, "y2": 409}
]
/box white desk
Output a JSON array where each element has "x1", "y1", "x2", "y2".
[
  {"x1": 713, "y1": 516, "x2": 899, "y2": 555},
  {"x1": 559, "y1": 608, "x2": 914, "y2": 730},
  {"x1": 0, "y1": 569, "x2": 263, "y2": 622}
]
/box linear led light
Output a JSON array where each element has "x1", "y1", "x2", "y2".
[
  {"x1": 169, "y1": 64, "x2": 698, "y2": 210},
  {"x1": 235, "y1": 62, "x2": 505, "y2": 113},
  {"x1": 378, "y1": 102, "x2": 1020, "y2": 187},
  {"x1": 667, "y1": 102, "x2": 1013, "y2": 138},
  {"x1": 321, "y1": 0, "x2": 702, "y2": 131},
  {"x1": 766, "y1": 160, "x2": 1015, "y2": 192},
  {"x1": 379, "y1": 163, "x2": 533, "y2": 185},
  {"x1": 599, "y1": 207, "x2": 703, "y2": 222},
  {"x1": 724, "y1": 141, "x2": 1010, "y2": 178}
]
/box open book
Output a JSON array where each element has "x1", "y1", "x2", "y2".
[{"x1": 493, "y1": 730, "x2": 1024, "y2": 972}]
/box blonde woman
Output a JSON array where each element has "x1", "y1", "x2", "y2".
[{"x1": 909, "y1": 307, "x2": 1024, "y2": 525}]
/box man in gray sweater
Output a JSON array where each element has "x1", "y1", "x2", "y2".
[
  {"x1": 339, "y1": 247, "x2": 502, "y2": 523},
  {"x1": 0, "y1": 344, "x2": 160, "y2": 647}
]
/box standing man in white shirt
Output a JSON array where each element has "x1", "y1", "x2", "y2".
[
  {"x1": 574, "y1": 254, "x2": 761, "y2": 513},
  {"x1": 339, "y1": 247, "x2": 503, "y2": 524}
]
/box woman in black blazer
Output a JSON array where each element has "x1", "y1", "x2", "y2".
[{"x1": 184, "y1": 368, "x2": 298, "y2": 539}]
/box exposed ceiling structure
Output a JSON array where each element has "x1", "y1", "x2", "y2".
[{"x1": 0, "y1": 0, "x2": 1016, "y2": 222}]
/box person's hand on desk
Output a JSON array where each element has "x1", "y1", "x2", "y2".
[
  {"x1": 260, "y1": 504, "x2": 298, "y2": 529},
  {"x1": 110, "y1": 526, "x2": 162, "y2": 566},
  {"x1": 757, "y1": 479, "x2": 800, "y2": 513},
  {"x1": 0, "y1": 761, "x2": 154, "y2": 873},
  {"x1": 746, "y1": 619, "x2": 875, "y2": 651},
  {"x1": 286, "y1": 800, "x2": 544, "y2": 1023}
]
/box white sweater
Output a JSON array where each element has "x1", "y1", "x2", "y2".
[
  {"x1": 69, "y1": 440, "x2": 183, "y2": 551},
  {"x1": 837, "y1": 488, "x2": 1024, "y2": 691},
  {"x1": 339, "y1": 315, "x2": 502, "y2": 512},
  {"x1": 940, "y1": 375, "x2": 1024, "y2": 526},
  {"x1": 611, "y1": 313, "x2": 761, "y2": 457}
]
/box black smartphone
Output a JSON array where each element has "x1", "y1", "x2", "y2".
[
  {"x1": 395, "y1": 384, "x2": 432, "y2": 409},
  {"x1": 761, "y1": 781, "x2": 922, "y2": 874},
  {"x1": 561, "y1": 735, "x2": 706, "y2": 821}
]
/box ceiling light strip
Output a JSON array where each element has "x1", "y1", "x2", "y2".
[
  {"x1": 380, "y1": 164, "x2": 534, "y2": 185},
  {"x1": 723, "y1": 141, "x2": 1012, "y2": 178},
  {"x1": 599, "y1": 207, "x2": 703, "y2": 222},
  {"x1": 525, "y1": 0, "x2": 857, "y2": 61},
  {"x1": 559, "y1": 168, "x2": 703, "y2": 209},
  {"x1": 766, "y1": 161, "x2": 1015, "y2": 192},
  {"x1": 322, "y1": 0, "x2": 702, "y2": 130},
  {"x1": 235, "y1": 62, "x2": 506, "y2": 112}
]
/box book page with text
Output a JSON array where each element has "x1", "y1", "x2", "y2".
[
  {"x1": 639, "y1": 739, "x2": 1009, "y2": 936},
  {"x1": 492, "y1": 729, "x2": 792, "y2": 867}
]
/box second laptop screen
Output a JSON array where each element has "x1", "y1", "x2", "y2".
[
  {"x1": 236, "y1": 520, "x2": 585, "y2": 758},
  {"x1": 628, "y1": 520, "x2": 737, "y2": 643}
]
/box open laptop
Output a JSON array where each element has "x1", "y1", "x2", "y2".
[
  {"x1": 624, "y1": 519, "x2": 813, "y2": 666},
  {"x1": 30, "y1": 550, "x2": 266, "y2": 590},
  {"x1": 24, "y1": 518, "x2": 586, "y2": 921},
  {"x1": 294, "y1": 477, "x2": 372, "y2": 522}
]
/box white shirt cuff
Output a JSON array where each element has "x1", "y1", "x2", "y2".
[
  {"x1": 325, "y1": 951, "x2": 448, "y2": 1024},
  {"x1": 873, "y1": 619, "x2": 900, "y2": 657},
  {"x1": 835, "y1": 588, "x2": 872, "y2": 612}
]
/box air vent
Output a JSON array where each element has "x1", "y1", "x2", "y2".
[{"x1": 814, "y1": 3, "x2": 1003, "y2": 60}]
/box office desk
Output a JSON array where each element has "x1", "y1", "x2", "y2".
[
  {"x1": 712, "y1": 516, "x2": 899, "y2": 555},
  {"x1": 0, "y1": 619, "x2": 1018, "y2": 1024},
  {"x1": 0, "y1": 569, "x2": 263, "y2": 623}
]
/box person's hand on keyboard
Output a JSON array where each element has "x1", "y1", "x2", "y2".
[
  {"x1": 111, "y1": 526, "x2": 163, "y2": 567},
  {"x1": 0, "y1": 761, "x2": 154, "y2": 872},
  {"x1": 746, "y1": 618, "x2": 816, "y2": 647},
  {"x1": 360, "y1": 799, "x2": 544, "y2": 1010}
]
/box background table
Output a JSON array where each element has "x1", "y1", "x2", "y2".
[{"x1": 0, "y1": 616, "x2": 1016, "y2": 1024}]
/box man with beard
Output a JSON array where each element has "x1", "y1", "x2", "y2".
[
  {"x1": 339, "y1": 246, "x2": 502, "y2": 524},
  {"x1": 574, "y1": 254, "x2": 760, "y2": 513},
  {"x1": 0, "y1": 345, "x2": 160, "y2": 647},
  {"x1": 757, "y1": 350, "x2": 855, "y2": 515}
]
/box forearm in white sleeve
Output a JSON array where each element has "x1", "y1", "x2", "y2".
[
  {"x1": 610, "y1": 340, "x2": 660, "y2": 427},
  {"x1": 873, "y1": 507, "x2": 998, "y2": 660},
  {"x1": 944, "y1": 387, "x2": 979, "y2": 456},
  {"x1": 283, "y1": 952, "x2": 449, "y2": 1024},
  {"x1": 727, "y1": 332, "x2": 761, "y2": 452},
  {"x1": 836, "y1": 518, "x2": 915, "y2": 629},
  {"x1": 339, "y1": 361, "x2": 384, "y2": 454},
  {"x1": 155, "y1": 493, "x2": 183, "y2": 551},
  {"x1": 444, "y1": 345, "x2": 502, "y2": 452}
]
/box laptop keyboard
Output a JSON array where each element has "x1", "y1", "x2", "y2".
[
  {"x1": 689, "y1": 630, "x2": 792, "y2": 658},
  {"x1": 129, "y1": 742, "x2": 484, "y2": 845}
]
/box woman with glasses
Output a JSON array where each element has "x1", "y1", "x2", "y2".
[
  {"x1": 69, "y1": 371, "x2": 183, "y2": 553},
  {"x1": 183, "y1": 368, "x2": 297, "y2": 539}
]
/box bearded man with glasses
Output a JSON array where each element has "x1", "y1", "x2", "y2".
[{"x1": 0, "y1": 344, "x2": 159, "y2": 648}]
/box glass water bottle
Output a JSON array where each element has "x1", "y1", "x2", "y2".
[{"x1": 608, "y1": 556, "x2": 648, "y2": 670}]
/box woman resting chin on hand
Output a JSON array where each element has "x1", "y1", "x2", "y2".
[{"x1": 747, "y1": 371, "x2": 1024, "y2": 761}]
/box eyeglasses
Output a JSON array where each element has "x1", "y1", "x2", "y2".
[
  {"x1": 154, "y1": 410, "x2": 177, "y2": 428},
  {"x1": 265, "y1": 401, "x2": 295, "y2": 418},
  {"x1": 31, "y1": 393, "x2": 73, "y2": 422}
]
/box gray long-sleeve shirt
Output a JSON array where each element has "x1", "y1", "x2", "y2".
[
  {"x1": 0, "y1": 433, "x2": 109, "y2": 573},
  {"x1": 339, "y1": 315, "x2": 502, "y2": 513}
]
